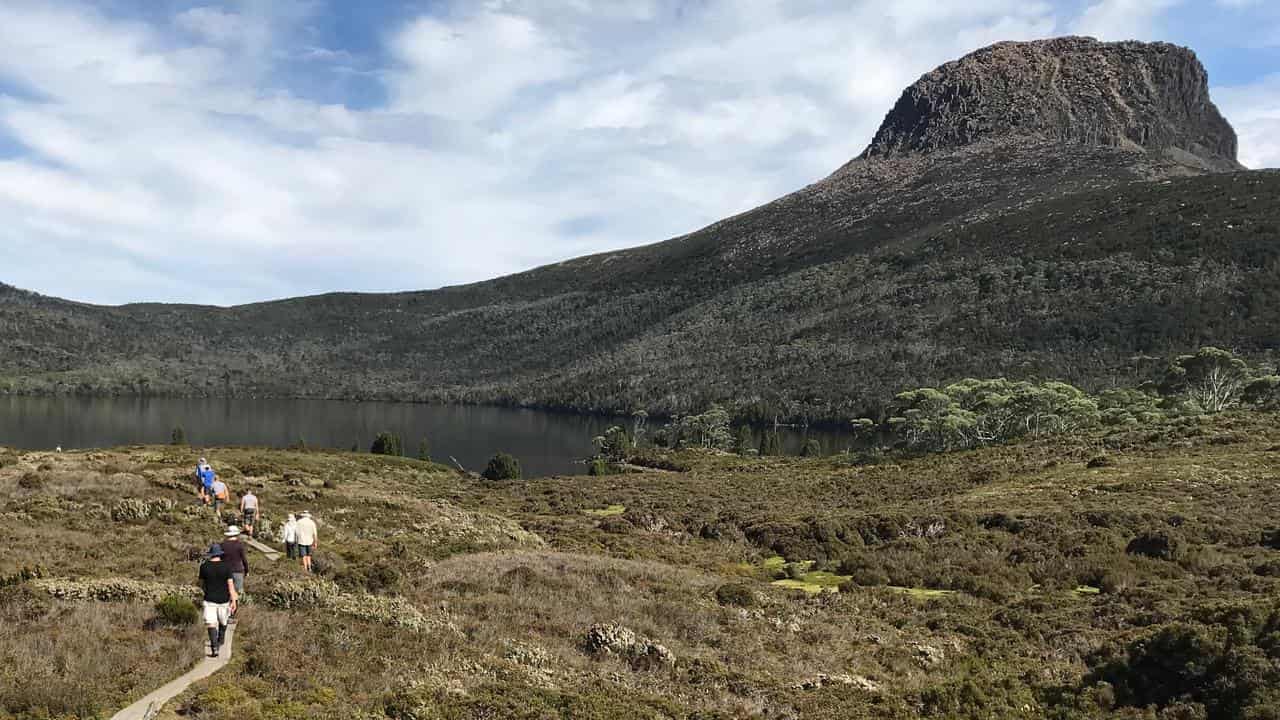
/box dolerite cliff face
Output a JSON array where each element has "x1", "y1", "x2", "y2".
[
  {"x1": 2, "y1": 37, "x2": 1276, "y2": 422},
  {"x1": 859, "y1": 37, "x2": 1240, "y2": 171}
]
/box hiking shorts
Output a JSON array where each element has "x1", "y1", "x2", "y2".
[
  {"x1": 243, "y1": 508, "x2": 257, "y2": 524},
  {"x1": 231, "y1": 572, "x2": 245, "y2": 594},
  {"x1": 285, "y1": 542, "x2": 297, "y2": 559},
  {"x1": 203, "y1": 601, "x2": 231, "y2": 627},
  {"x1": 298, "y1": 544, "x2": 312, "y2": 557}
]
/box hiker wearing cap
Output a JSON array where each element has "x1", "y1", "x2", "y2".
[
  {"x1": 195, "y1": 458, "x2": 215, "y2": 506},
  {"x1": 198, "y1": 543, "x2": 237, "y2": 658},
  {"x1": 239, "y1": 490, "x2": 260, "y2": 538},
  {"x1": 295, "y1": 511, "x2": 318, "y2": 573},
  {"x1": 221, "y1": 526, "x2": 250, "y2": 606},
  {"x1": 210, "y1": 474, "x2": 229, "y2": 516},
  {"x1": 280, "y1": 513, "x2": 298, "y2": 559}
]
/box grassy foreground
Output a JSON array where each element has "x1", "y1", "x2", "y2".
[{"x1": 2, "y1": 412, "x2": 1280, "y2": 719}]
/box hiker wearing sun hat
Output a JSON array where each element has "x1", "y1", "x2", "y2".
[
  {"x1": 198, "y1": 543, "x2": 236, "y2": 658},
  {"x1": 295, "y1": 511, "x2": 318, "y2": 573},
  {"x1": 220, "y1": 526, "x2": 250, "y2": 607}
]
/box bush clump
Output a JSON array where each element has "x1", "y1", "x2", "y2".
[
  {"x1": 482, "y1": 452, "x2": 521, "y2": 481},
  {"x1": 714, "y1": 583, "x2": 756, "y2": 608},
  {"x1": 371, "y1": 432, "x2": 403, "y2": 456},
  {"x1": 1126, "y1": 530, "x2": 1183, "y2": 561},
  {"x1": 153, "y1": 594, "x2": 198, "y2": 626},
  {"x1": 18, "y1": 472, "x2": 47, "y2": 490},
  {"x1": 1087, "y1": 614, "x2": 1280, "y2": 719},
  {"x1": 759, "y1": 432, "x2": 784, "y2": 456},
  {"x1": 587, "y1": 459, "x2": 619, "y2": 476}
]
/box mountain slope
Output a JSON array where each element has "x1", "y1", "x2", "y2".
[{"x1": 1, "y1": 37, "x2": 1276, "y2": 420}]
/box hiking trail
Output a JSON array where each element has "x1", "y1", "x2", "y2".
[
  {"x1": 108, "y1": 537, "x2": 279, "y2": 719},
  {"x1": 109, "y1": 625, "x2": 235, "y2": 720}
]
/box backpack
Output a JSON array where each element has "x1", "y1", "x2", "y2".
[{"x1": 214, "y1": 483, "x2": 228, "y2": 500}]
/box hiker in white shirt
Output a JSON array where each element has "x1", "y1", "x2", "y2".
[
  {"x1": 239, "y1": 491, "x2": 260, "y2": 538},
  {"x1": 280, "y1": 513, "x2": 298, "y2": 559},
  {"x1": 295, "y1": 510, "x2": 318, "y2": 573}
]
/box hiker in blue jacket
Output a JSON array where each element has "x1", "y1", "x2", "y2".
[{"x1": 196, "y1": 457, "x2": 215, "y2": 506}]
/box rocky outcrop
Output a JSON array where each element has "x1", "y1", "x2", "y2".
[
  {"x1": 794, "y1": 673, "x2": 881, "y2": 692},
  {"x1": 859, "y1": 37, "x2": 1240, "y2": 170},
  {"x1": 582, "y1": 623, "x2": 676, "y2": 670}
]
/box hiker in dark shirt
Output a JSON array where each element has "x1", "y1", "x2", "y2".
[
  {"x1": 220, "y1": 526, "x2": 250, "y2": 614},
  {"x1": 198, "y1": 544, "x2": 237, "y2": 658}
]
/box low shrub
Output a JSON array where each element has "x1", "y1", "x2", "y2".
[
  {"x1": 1087, "y1": 615, "x2": 1280, "y2": 719},
  {"x1": 837, "y1": 554, "x2": 889, "y2": 587},
  {"x1": 714, "y1": 583, "x2": 756, "y2": 608},
  {"x1": 154, "y1": 595, "x2": 199, "y2": 627},
  {"x1": 17, "y1": 472, "x2": 46, "y2": 490},
  {"x1": 482, "y1": 452, "x2": 521, "y2": 481},
  {"x1": 759, "y1": 432, "x2": 784, "y2": 456},
  {"x1": 371, "y1": 432, "x2": 403, "y2": 456},
  {"x1": 1253, "y1": 560, "x2": 1280, "y2": 577},
  {"x1": 587, "y1": 459, "x2": 619, "y2": 476},
  {"x1": 1126, "y1": 530, "x2": 1183, "y2": 561},
  {"x1": 624, "y1": 454, "x2": 690, "y2": 472}
]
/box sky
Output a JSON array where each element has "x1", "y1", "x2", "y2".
[{"x1": 0, "y1": 0, "x2": 1278, "y2": 306}]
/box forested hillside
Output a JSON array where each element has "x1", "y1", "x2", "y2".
[{"x1": 1, "y1": 37, "x2": 1276, "y2": 421}]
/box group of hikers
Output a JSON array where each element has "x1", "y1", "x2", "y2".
[
  {"x1": 195, "y1": 457, "x2": 261, "y2": 537},
  {"x1": 193, "y1": 456, "x2": 319, "y2": 657}
]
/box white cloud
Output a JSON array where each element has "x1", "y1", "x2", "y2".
[
  {"x1": 1214, "y1": 74, "x2": 1280, "y2": 168},
  {"x1": 0, "y1": 0, "x2": 1269, "y2": 305},
  {"x1": 387, "y1": 10, "x2": 577, "y2": 121},
  {"x1": 1073, "y1": 0, "x2": 1180, "y2": 41}
]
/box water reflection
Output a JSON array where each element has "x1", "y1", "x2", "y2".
[{"x1": 0, "y1": 396, "x2": 851, "y2": 477}]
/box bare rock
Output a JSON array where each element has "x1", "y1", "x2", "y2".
[
  {"x1": 794, "y1": 673, "x2": 881, "y2": 693},
  {"x1": 859, "y1": 37, "x2": 1239, "y2": 171},
  {"x1": 910, "y1": 641, "x2": 946, "y2": 669}
]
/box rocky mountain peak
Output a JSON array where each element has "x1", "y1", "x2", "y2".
[{"x1": 858, "y1": 36, "x2": 1240, "y2": 170}]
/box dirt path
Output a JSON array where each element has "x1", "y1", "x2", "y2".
[{"x1": 110, "y1": 625, "x2": 235, "y2": 720}]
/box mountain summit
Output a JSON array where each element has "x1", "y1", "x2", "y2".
[
  {"x1": 860, "y1": 37, "x2": 1240, "y2": 171},
  {"x1": 1, "y1": 37, "x2": 1275, "y2": 420}
]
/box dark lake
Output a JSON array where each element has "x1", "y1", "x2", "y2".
[{"x1": 0, "y1": 396, "x2": 849, "y2": 477}]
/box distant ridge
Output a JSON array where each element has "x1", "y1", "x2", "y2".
[{"x1": 1, "y1": 37, "x2": 1276, "y2": 421}]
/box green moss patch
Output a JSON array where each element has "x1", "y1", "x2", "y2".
[{"x1": 887, "y1": 586, "x2": 957, "y2": 600}]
